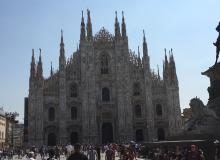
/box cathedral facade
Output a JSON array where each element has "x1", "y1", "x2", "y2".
[{"x1": 27, "y1": 10, "x2": 182, "y2": 146}]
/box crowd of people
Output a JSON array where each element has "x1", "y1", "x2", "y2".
[{"x1": 0, "y1": 142, "x2": 219, "y2": 160}]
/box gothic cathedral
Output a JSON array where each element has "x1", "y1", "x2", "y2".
[{"x1": 27, "y1": 10, "x2": 182, "y2": 146}]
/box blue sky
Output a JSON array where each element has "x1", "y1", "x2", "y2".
[{"x1": 0, "y1": 0, "x2": 220, "y2": 122}]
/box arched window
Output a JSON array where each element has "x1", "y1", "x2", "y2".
[
  {"x1": 71, "y1": 107, "x2": 77, "y2": 120},
  {"x1": 70, "y1": 84, "x2": 77, "y2": 97},
  {"x1": 156, "y1": 104, "x2": 162, "y2": 116},
  {"x1": 48, "y1": 107, "x2": 55, "y2": 121},
  {"x1": 133, "y1": 83, "x2": 141, "y2": 96},
  {"x1": 101, "y1": 55, "x2": 109, "y2": 74},
  {"x1": 102, "y1": 88, "x2": 110, "y2": 102},
  {"x1": 135, "y1": 104, "x2": 142, "y2": 117}
]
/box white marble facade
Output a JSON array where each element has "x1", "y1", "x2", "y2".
[{"x1": 27, "y1": 10, "x2": 182, "y2": 146}]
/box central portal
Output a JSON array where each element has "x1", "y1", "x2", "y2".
[{"x1": 102, "y1": 123, "x2": 113, "y2": 144}]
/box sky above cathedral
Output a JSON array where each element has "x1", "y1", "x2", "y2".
[{"x1": 0, "y1": 0, "x2": 220, "y2": 122}]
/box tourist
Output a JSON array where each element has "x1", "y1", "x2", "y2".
[
  {"x1": 96, "y1": 145, "x2": 101, "y2": 160},
  {"x1": 27, "y1": 151, "x2": 35, "y2": 160},
  {"x1": 67, "y1": 143, "x2": 88, "y2": 160},
  {"x1": 186, "y1": 144, "x2": 202, "y2": 160},
  {"x1": 105, "y1": 145, "x2": 115, "y2": 160},
  {"x1": 87, "y1": 146, "x2": 98, "y2": 160}
]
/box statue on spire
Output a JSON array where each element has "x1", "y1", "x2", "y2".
[{"x1": 214, "y1": 21, "x2": 220, "y2": 64}]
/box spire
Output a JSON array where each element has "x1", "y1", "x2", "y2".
[
  {"x1": 115, "y1": 11, "x2": 121, "y2": 40},
  {"x1": 86, "y1": 9, "x2": 93, "y2": 41},
  {"x1": 60, "y1": 30, "x2": 65, "y2": 58},
  {"x1": 59, "y1": 30, "x2": 66, "y2": 70},
  {"x1": 163, "y1": 48, "x2": 169, "y2": 81},
  {"x1": 61, "y1": 29, "x2": 64, "y2": 44},
  {"x1": 121, "y1": 11, "x2": 127, "y2": 39},
  {"x1": 30, "y1": 49, "x2": 36, "y2": 79},
  {"x1": 165, "y1": 48, "x2": 168, "y2": 65},
  {"x1": 50, "y1": 62, "x2": 53, "y2": 76},
  {"x1": 143, "y1": 30, "x2": 148, "y2": 57},
  {"x1": 77, "y1": 43, "x2": 79, "y2": 52},
  {"x1": 169, "y1": 48, "x2": 174, "y2": 63},
  {"x1": 31, "y1": 49, "x2": 35, "y2": 63},
  {"x1": 157, "y1": 65, "x2": 160, "y2": 80},
  {"x1": 37, "y1": 48, "x2": 43, "y2": 78},
  {"x1": 143, "y1": 30, "x2": 146, "y2": 43},
  {"x1": 80, "y1": 11, "x2": 86, "y2": 41},
  {"x1": 39, "y1": 48, "x2": 42, "y2": 63},
  {"x1": 169, "y1": 48, "x2": 177, "y2": 82},
  {"x1": 138, "y1": 46, "x2": 140, "y2": 58},
  {"x1": 137, "y1": 46, "x2": 141, "y2": 65}
]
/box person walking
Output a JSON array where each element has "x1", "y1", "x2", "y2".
[
  {"x1": 87, "y1": 146, "x2": 98, "y2": 160},
  {"x1": 105, "y1": 146, "x2": 115, "y2": 160},
  {"x1": 67, "y1": 143, "x2": 88, "y2": 160}
]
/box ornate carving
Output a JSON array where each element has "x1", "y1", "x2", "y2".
[
  {"x1": 94, "y1": 27, "x2": 114, "y2": 42},
  {"x1": 184, "y1": 97, "x2": 218, "y2": 131}
]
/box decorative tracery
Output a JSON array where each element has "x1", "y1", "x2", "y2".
[{"x1": 94, "y1": 27, "x2": 114, "y2": 42}]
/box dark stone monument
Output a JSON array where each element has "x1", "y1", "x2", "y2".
[
  {"x1": 168, "y1": 23, "x2": 220, "y2": 159},
  {"x1": 181, "y1": 22, "x2": 220, "y2": 137},
  {"x1": 202, "y1": 21, "x2": 220, "y2": 117}
]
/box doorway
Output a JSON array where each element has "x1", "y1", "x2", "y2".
[
  {"x1": 135, "y1": 129, "x2": 144, "y2": 142},
  {"x1": 48, "y1": 133, "x2": 56, "y2": 146},
  {"x1": 70, "y1": 132, "x2": 78, "y2": 144},
  {"x1": 157, "y1": 128, "x2": 165, "y2": 141},
  {"x1": 102, "y1": 123, "x2": 113, "y2": 144}
]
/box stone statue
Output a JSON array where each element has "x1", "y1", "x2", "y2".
[
  {"x1": 184, "y1": 97, "x2": 218, "y2": 131},
  {"x1": 214, "y1": 22, "x2": 220, "y2": 64},
  {"x1": 190, "y1": 97, "x2": 217, "y2": 118}
]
